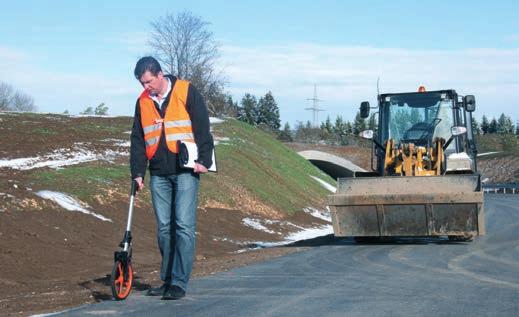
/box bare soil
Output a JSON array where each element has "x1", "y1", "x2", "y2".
[{"x1": 0, "y1": 114, "x2": 332, "y2": 316}]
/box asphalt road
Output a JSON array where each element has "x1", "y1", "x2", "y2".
[{"x1": 52, "y1": 194, "x2": 518, "y2": 316}]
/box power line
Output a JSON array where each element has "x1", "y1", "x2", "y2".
[{"x1": 305, "y1": 84, "x2": 325, "y2": 127}]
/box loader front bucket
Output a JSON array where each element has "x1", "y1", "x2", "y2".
[{"x1": 328, "y1": 174, "x2": 485, "y2": 238}]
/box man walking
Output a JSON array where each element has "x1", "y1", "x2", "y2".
[{"x1": 130, "y1": 56, "x2": 214, "y2": 300}]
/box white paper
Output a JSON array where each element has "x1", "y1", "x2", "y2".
[{"x1": 180, "y1": 141, "x2": 217, "y2": 172}]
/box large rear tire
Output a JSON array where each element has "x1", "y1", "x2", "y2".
[{"x1": 111, "y1": 260, "x2": 133, "y2": 300}]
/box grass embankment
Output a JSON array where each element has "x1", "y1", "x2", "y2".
[
  {"x1": 476, "y1": 133, "x2": 519, "y2": 157},
  {"x1": 21, "y1": 114, "x2": 333, "y2": 216},
  {"x1": 201, "y1": 119, "x2": 335, "y2": 215}
]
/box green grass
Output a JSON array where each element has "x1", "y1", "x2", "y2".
[
  {"x1": 32, "y1": 163, "x2": 129, "y2": 200},
  {"x1": 71, "y1": 123, "x2": 128, "y2": 135},
  {"x1": 22, "y1": 113, "x2": 333, "y2": 215},
  {"x1": 207, "y1": 119, "x2": 335, "y2": 214},
  {"x1": 476, "y1": 133, "x2": 519, "y2": 155}
]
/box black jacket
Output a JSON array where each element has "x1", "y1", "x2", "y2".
[{"x1": 130, "y1": 75, "x2": 214, "y2": 179}]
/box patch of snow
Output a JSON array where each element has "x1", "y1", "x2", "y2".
[
  {"x1": 303, "y1": 206, "x2": 332, "y2": 222},
  {"x1": 72, "y1": 114, "x2": 119, "y2": 118},
  {"x1": 0, "y1": 157, "x2": 39, "y2": 169},
  {"x1": 124, "y1": 131, "x2": 132, "y2": 134},
  {"x1": 252, "y1": 224, "x2": 333, "y2": 248},
  {"x1": 35, "y1": 190, "x2": 112, "y2": 222},
  {"x1": 114, "y1": 141, "x2": 131, "y2": 147},
  {"x1": 101, "y1": 149, "x2": 129, "y2": 161},
  {"x1": 447, "y1": 152, "x2": 470, "y2": 159},
  {"x1": 285, "y1": 225, "x2": 333, "y2": 241},
  {"x1": 242, "y1": 217, "x2": 276, "y2": 234},
  {"x1": 214, "y1": 137, "x2": 230, "y2": 145},
  {"x1": 310, "y1": 175, "x2": 336, "y2": 193},
  {"x1": 0, "y1": 145, "x2": 128, "y2": 170},
  {"x1": 477, "y1": 151, "x2": 501, "y2": 157},
  {"x1": 210, "y1": 117, "x2": 224, "y2": 124},
  {"x1": 212, "y1": 236, "x2": 243, "y2": 244},
  {"x1": 103, "y1": 138, "x2": 130, "y2": 147}
]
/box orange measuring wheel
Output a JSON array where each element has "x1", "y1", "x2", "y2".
[
  {"x1": 110, "y1": 180, "x2": 138, "y2": 300},
  {"x1": 111, "y1": 259, "x2": 133, "y2": 300}
]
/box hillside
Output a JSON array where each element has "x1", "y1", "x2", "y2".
[
  {"x1": 476, "y1": 134, "x2": 519, "y2": 184},
  {"x1": 0, "y1": 112, "x2": 335, "y2": 316}
]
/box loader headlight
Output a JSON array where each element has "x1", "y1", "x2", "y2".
[
  {"x1": 451, "y1": 126, "x2": 467, "y2": 136},
  {"x1": 359, "y1": 129, "x2": 374, "y2": 139}
]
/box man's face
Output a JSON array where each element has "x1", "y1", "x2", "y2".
[{"x1": 139, "y1": 71, "x2": 164, "y2": 96}]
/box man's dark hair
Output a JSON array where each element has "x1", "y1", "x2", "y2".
[{"x1": 134, "y1": 56, "x2": 162, "y2": 80}]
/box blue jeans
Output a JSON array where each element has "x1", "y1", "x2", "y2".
[{"x1": 150, "y1": 172, "x2": 199, "y2": 291}]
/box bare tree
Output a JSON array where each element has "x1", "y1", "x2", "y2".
[
  {"x1": 11, "y1": 92, "x2": 35, "y2": 112},
  {"x1": 0, "y1": 81, "x2": 36, "y2": 111},
  {"x1": 0, "y1": 82, "x2": 14, "y2": 110},
  {"x1": 148, "y1": 11, "x2": 227, "y2": 116}
]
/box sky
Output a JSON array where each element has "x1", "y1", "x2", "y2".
[{"x1": 1, "y1": 0, "x2": 518, "y2": 126}]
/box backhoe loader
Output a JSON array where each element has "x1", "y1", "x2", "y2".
[{"x1": 328, "y1": 87, "x2": 484, "y2": 240}]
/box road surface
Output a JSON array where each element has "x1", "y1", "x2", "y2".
[{"x1": 50, "y1": 195, "x2": 519, "y2": 316}]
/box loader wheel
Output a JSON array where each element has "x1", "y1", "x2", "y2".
[
  {"x1": 354, "y1": 236, "x2": 380, "y2": 243},
  {"x1": 111, "y1": 260, "x2": 133, "y2": 300},
  {"x1": 448, "y1": 235, "x2": 473, "y2": 242}
]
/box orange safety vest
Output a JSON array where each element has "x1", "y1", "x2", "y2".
[{"x1": 139, "y1": 79, "x2": 194, "y2": 160}]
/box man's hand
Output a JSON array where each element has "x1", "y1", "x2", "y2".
[
  {"x1": 134, "y1": 177, "x2": 144, "y2": 192},
  {"x1": 194, "y1": 163, "x2": 208, "y2": 174}
]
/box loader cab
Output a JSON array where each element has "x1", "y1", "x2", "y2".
[{"x1": 366, "y1": 89, "x2": 477, "y2": 175}]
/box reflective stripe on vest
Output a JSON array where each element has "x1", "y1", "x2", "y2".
[
  {"x1": 166, "y1": 132, "x2": 195, "y2": 141},
  {"x1": 164, "y1": 120, "x2": 192, "y2": 128},
  {"x1": 139, "y1": 79, "x2": 194, "y2": 160},
  {"x1": 143, "y1": 122, "x2": 162, "y2": 134}
]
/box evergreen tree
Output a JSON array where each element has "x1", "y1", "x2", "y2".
[
  {"x1": 277, "y1": 122, "x2": 293, "y2": 142},
  {"x1": 471, "y1": 117, "x2": 481, "y2": 135},
  {"x1": 94, "y1": 102, "x2": 109, "y2": 115},
  {"x1": 222, "y1": 94, "x2": 238, "y2": 118},
  {"x1": 238, "y1": 93, "x2": 257, "y2": 125},
  {"x1": 80, "y1": 106, "x2": 94, "y2": 115},
  {"x1": 353, "y1": 111, "x2": 367, "y2": 135},
  {"x1": 344, "y1": 121, "x2": 353, "y2": 134},
  {"x1": 333, "y1": 115, "x2": 347, "y2": 136},
  {"x1": 488, "y1": 118, "x2": 498, "y2": 133},
  {"x1": 497, "y1": 113, "x2": 514, "y2": 134},
  {"x1": 368, "y1": 113, "x2": 378, "y2": 133},
  {"x1": 481, "y1": 115, "x2": 489, "y2": 134},
  {"x1": 322, "y1": 115, "x2": 333, "y2": 134},
  {"x1": 257, "y1": 91, "x2": 280, "y2": 130}
]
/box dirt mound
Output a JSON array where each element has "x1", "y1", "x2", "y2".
[{"x1": 0, "y1": 113, "x2": 331, "y2": 316}]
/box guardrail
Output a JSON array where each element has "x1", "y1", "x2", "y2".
[{"x1": 483, "y1": 184, "x2": 519, "y2": 194}]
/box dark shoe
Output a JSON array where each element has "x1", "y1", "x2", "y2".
[
  {"x1": 161, "y1": 285, "x2": 185, "y2": 300},
  {"x1": 146, "y1": 283, "x2": 168, "y2": 296}
]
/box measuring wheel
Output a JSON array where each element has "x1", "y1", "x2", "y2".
[
  {"x1": 110, "y1": 180, "x2": 138, "y2": 300},
  {"x1": 111, "y1": 252, "x2": 133, "y2": 300}
]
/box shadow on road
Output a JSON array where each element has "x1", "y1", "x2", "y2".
[
  {"x1": 276, "y1": 234, "x2": 472, "y2": 248},
  {"x1": 79, "y1": 274, "x2": 151, "y2": 302}
]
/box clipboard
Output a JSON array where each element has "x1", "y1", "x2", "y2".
[{"x1": 178, "y1": 140, "x2": 217, "y2": 172}]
